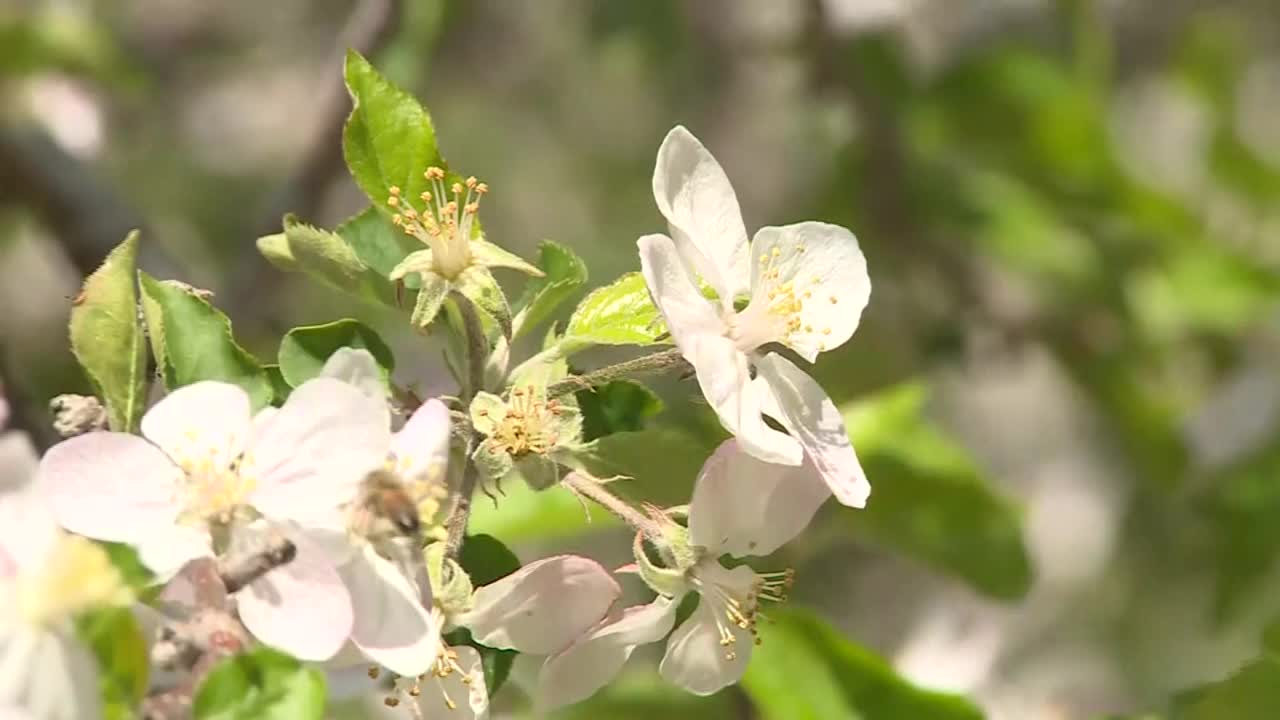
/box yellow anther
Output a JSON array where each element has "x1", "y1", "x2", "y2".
[
  {"x1": 829, "y1": 295, "x2": 838, "y2": 304},
  {"x1": 389, "y1": 186, "x2": 401, "y2": 196},
  {"x1": 387, "y1": 196, "x2": 400, "y2": 207},
  {"x1": 465, "y1": 176, "x2": 478, "y2": 189}
]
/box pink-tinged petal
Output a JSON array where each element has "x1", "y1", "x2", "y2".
[
  {"x1": 537, "y1": 597, "x2": 677, "y2": 712},
  {"x1": 414, "y1": 645, "x2": 489, "y2": 719},
  {"x1": 243, "y1": 378, "x2": 390, "y2": 525},
  {"x1": 135, "y1": 525, "x2": 213, "y2": 579},
  {"x1": 689, "y1": 439, "x2": 830, "y2": 558},
  {"x1": 0, "y1": 488, "x2": 58, "y2": 578},
  {"x1": 390, "y1": 399, "x2": 450, "y2": 484},
  {"x1": 754, "y1": 354, "x2": 870, "y2": 508},
  {"x1": 319, "y1": 348, "x2": 387, "y2": 401},
  {"x1": 749, "y1": 222, "x2": 870, "y2": 362},
  {"x1": 236, "y1": 524, "x2": 353, "y2": 661},
  {"x1": 36, "y1": 433, "x2": 183, "y2": 544},
  {"x1": 688, "y1": 334, "x2": 801, "y2": 466},
  {"x1": 341, "y1": 544, "x2": 439, "y2": 677},
  {"x1": 652, "y1": 126, "x2": 751, "y2": 303},
  {"x1": 461, "y1": 555, "x2": 620, "y2": 655},
  {"x1": 141, "y1": 382, "x2": 251, "y2": 471},
  {"x1": 659, "y1": 583, "x2": 754, "y2": 695},
  {"x1": 637, "y1": 233, "x2": 726, "y2": 350},
  {"x1": 0, "y1": 627, "x2": 100, "y2": 720}
]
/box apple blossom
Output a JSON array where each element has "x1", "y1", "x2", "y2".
[
  {"x1": 468, "y1": 385, "x2": 585, "y2": 490},
  {"x1": 638, "y1": 125, "x2": 871, "y2": 507},
  {"x1": 36, "y1": 378, "x2": 392, "y2": 661},
  {"x1": 375, "y1": 549, "x2": 621, "y2": 716},
  {"x1": 538, "y1": 440, "x2": 830, "y2": 706},
  {"x1": 0, "y1": 484, "x2": 131, "y2": 720},
  {"x1": 387, "y1": 168, "x2": 543, "y2": 328}
]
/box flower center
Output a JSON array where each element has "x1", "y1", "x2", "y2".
[
  {"x1": 481, "y1": 386, "x2": 566, "y2": 458},
  {"x1": 388, "y1": 168, "x2": 488, "y2": 281},
  {"x1": 16, "y1": 533, "x2": 131, "y2": 628},
  {"x1": 178, "y1": 451, "x2": 256, "y2": 528},
  {"x1": 727, "y1": 243, "x2": 834, "y2": 353},
  {"x1": 690, "y1": 561, "x2": 794, "y2": 661}
]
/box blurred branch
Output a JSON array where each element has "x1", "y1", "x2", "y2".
[
  {"x1": 0, "y1": 127, "x2": 148, "y2": 278},
  {"x1": 253, "y1": 0, "x2": 403, "y2": 232}
]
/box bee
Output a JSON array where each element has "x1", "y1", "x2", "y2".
[{"x1": 356, "y1": 468, "x2": 422, "y2": 542}]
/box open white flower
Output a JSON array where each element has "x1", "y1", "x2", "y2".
[
  {"x1": 376, "y1": 553, "x2": 621, "y2": 717},
  {"x1": 538, "y1": 441, "x2": 830, "y2": 706},
  {"x1": 37, "y1": 378, "x2": 391, "y2": 661},
  {"x1": 0, "y1": 484, "x2": 130, "y2": 720},
  {"x1": 340, "y1": 398, "x2": 453, "y2": 678},
  {"x1": 638, "y1": 125, "x2": 871, "y2": 507}
]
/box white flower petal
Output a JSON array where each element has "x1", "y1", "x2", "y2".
[
  {"x1": 689, "y1": 439, "x2": 830, "y2": 558},
  {"x1": 414, "y1": 645, "x2": 488, "y2": 720},
  {"x1": 0, "y1": 627, "x2": 99, "y2": 720},
  {"x1": 537, "y1": 597, "x2": 678, "y2": 712},
  {"x1": 755, "y1": 354, "x2": 870, "y2": 508},
  {"x1": 319, "y1": 348, "x2": 387, "y2": 401},
  {"x1": 236, "y1": 524, "x2": 353, "y2": 661},
  {"x1": 749, "y1": 223, "x2": 870, "y2": 362},
  {"x1": 244, "y1": 378, "x2": 390, "y2": 525},
  {"x1": 652, "y1": 126, "x2": 751, "y2": 303},
  {"x1": 136, "y1": 525, "x2": 214, "y2": 579},
  {"x1": 36, "y1": 433, "x2": 183, "y2": 545},
  {"x1": 688, "y1": 334, "x2": 801, "y2": 466},
  {"x1": 141, "y1": 382, "x2": 252, "y2": 470},
  {"x1": 659, "y1": 575, "x2": 755, "y2": 695},
  {"x1": 0, "y1": 433, "x2": 38, "y2": 492},
  {"x1": 637, "y1": 233, "x2": 726, "y2": 349},
  {"x1": 0, "y1": 487, "x2": 58, "y2": 578},
  {"x1": 461, "y1": 555, "x2": 620, "y2": 655},
  {"x1": 341, "y1": 544, "x2": 439, "y2": 677},
  {"x1": 391, "y1": 399, "x2": 450, "y2": 483}
]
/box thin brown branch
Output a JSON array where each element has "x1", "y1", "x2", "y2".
[{"x1": 545, "y1": 348, "x2": 690, "y2": 400}]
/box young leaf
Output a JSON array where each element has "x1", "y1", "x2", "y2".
[
  {"x1": 576, "y1": 379, "x2": 663, "y2": 441},
  {"x1": 68, "y1": 231, "x2": 147, "y2": 432},
  {"x1": 76, "y1": 606, "x2": 149, "y2": 720},
  {"x1": 343, "y1": 49, "x2": 443, "y2": 209},
  {"x1": 742, "y1": 608, "x2": 985, "y2": 720},
  {"x1": 562, "y1": 273, "x2": 669, "y2": 351},
  {"x1": 335, "y1": 207, "x2": 423, "y2": 290},
  {"x1": 512, "y1": 241, "x2": 588, "y2": 339},
  {"x1": 276, "y1": 319, "x2": 394, "y2": 389},
  {"x1": 138, "y1": 272, "x2": 273, "y2": 410},
  {"x1": 1174, "y1": 654, "x2": 1280, "y2": 720},
  {"x1": 843, "y1": 383, "x2": 1032, "y2": 600},
  {"x1": 270, "y1": 216, "x2": 400, "y2": 307},
  {"x1": 193, "y1": 648, "x2": 326, "y2": 720}
]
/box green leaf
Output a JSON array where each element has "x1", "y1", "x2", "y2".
[
  {"x1": 99, "y1": 541, "x2": 155, "y2": 591},
  {"x1": 193, "y1": 647, "x2": 326, "y2": 720},
  {"x1": 556, "y1": 671, "x2": 736, "y2": 719},
  {"x1": 335, "y1": 207, "x2": 423, "y2": 290},
  {"x1": 138, "y1": 272, "x2": 273, "y2": 410},
  {"x1": 265, "y1": 216, "x2": 399, "y2": 307},
  {"x1": 76, "y1": 606, "x2": 148, "y2": 719},
  {"x1": 563, "y1": 273, "x2": 669, "y2": 351},
  {"x1": 513, "y1": 241, "x2": 588, "y2": 339},
  {"x1": 276, "y1": 319, "x2": 394, "y2": 389},
  {"x1": 457, "y1": 533, "x2": 522, "y2": 586},
  {"x1": 577, "y1": 380, "x2": 663, "y2": 441},
  {"x1": 342, "y1": 49, "x2": 442, "y2": 209},
  {"x1": 843, "y1": 383, "x2": 1032, "y2": 600},
  {"x1": 1175, "y1": 655, "x2": 1280, "y2": 720},
  {"x1": 264, "y1": 364, "x2": 290, "y2": 406},
  {"x1": 742, "y1": 608, "x2": 985, "y2": 720},
  {"x1": 455, "y1": 267, "x2": 512, "y2": 337},
  {"x1": 68, "y1": 231, "x2": 147, "y2": 432}
]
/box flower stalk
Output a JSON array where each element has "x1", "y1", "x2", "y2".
[{"x1": 546, "y1": 348, "x2": 690, "y2": 399}]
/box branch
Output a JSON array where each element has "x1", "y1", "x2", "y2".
[
  {"x1": 451, "y1": 290, "x2": 490, "y2": 400},
  {"x1": 562, "y1": 472, "x2": 665, "y2": 541},
  {"x1": 444, "y1": 461, "x2": 479, "y2": 557},
  {"x1": 546, "y1": 348, "x2": 690, "y2": 399}
]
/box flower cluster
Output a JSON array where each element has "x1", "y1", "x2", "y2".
[{"x1": 9, "y1": 123, "x2": 870, "y2": 718}]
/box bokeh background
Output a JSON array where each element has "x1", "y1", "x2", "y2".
[{"x1": 3, "y1": 0, "x2": 1280, "y2": 718}]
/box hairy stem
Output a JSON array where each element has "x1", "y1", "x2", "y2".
[
  {"x1": 451, "y1": 291, "x2": 489, "y2": 400},
  {"x1": 444, "y1": 460, "x2": 478, "y2": 557},
  {"x1": 546, "y1": 348, "x2": 690, "y2": 399},
  {"x1": 562, "y1": 472, "x2": 665, "y2": 540}
]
